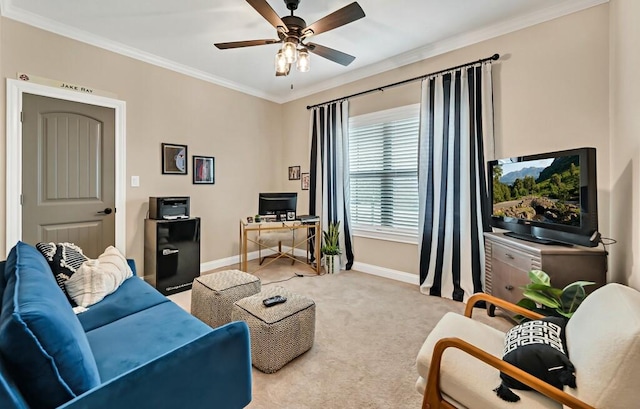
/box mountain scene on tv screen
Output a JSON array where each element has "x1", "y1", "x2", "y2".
[{"x1": 492, "y1": 155, "x2": 580, "y2": 226}]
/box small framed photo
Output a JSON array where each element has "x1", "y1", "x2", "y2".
[
  {"x1": 288, "y1": 165, "x2": 301, "y2": 180},
  {"x1": 279, "y1": 213, "x2": 288, "y2": 222},
  {"x1": 287, "y1": 211, "x2": 296, "y2": 221},
  {"x1": 301, "y1": 173, "x2": 310, "y2": 190},
  {"x1": 162, "y1": 143, "x2": 188, "y2": 175},
  {"x1": 247, "y1": 216, "x2": 254, "y2": 223},
  {"x1": 193, "y1": 156, "x2": 215, "y2": 184}
]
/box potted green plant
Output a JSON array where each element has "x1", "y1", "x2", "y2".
[
  {"x1": 321, "y1": 221, "x2": 341, "y2": 274},
  {"x1": 516, "y1": 270, "x2": 594, "y2": 319}
]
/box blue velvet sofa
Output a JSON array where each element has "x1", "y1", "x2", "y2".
[{"x1": 0, "y1": 241, "x2": 252, "y2": 409}]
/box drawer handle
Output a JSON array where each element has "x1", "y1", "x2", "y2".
[
  {"x1": 505, "y1": 285, "x2": 514, "y2": 291},
  {"x1": 505, "y1": 253, "x2": 515, "y2": 259}
]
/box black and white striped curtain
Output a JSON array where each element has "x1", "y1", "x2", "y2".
[
  {"x1": 309, "y1": 101, "x2": 354, "y2": 270},
  {"x1": 418, "y1": 63, "x2": 494, "y2": 301}
]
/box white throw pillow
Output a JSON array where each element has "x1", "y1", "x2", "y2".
[{"x1": 64, "y1": 246, "x2": 133, "y2": 307}]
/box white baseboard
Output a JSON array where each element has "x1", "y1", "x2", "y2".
[
  {"x1": 351, "y1": 261, "x2": 419, "y2": 286},
  {"x1": 200, "y1": 252, "x2": 419, "y2": 286},
  {"x1": 200, "y1": 256, "x2": 241, "y2": 273}
]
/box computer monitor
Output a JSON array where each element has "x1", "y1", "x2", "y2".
[{"x1": 258, "y1": 192, "x2": 297, "y2": 216}]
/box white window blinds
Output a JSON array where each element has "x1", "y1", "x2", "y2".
[{"x1": 348, "y1": 104, "x2": 420, "y2": 236}]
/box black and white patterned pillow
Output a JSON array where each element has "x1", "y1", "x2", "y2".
[
  {"x1": 35, "y1": 242, "x2": 89, "y2": 305},
  {"x1": 494, "y1": 317, "x2": 576, "y2": 402}
]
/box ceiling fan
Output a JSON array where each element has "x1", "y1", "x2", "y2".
[{"x1": 214, "y1": 0, "x2": 365, "y2": 76}]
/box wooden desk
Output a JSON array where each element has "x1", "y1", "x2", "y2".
[{"x1": 239, "y1": 219, "x2": 321, "y2": 274}]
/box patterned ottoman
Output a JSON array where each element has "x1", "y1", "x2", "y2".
[
  {"x1": 191, "y1": 270, "x2": 261, "y2": 328},
  {"x1": 232, "y1": 286, "x2": 316, "y2": 373}
]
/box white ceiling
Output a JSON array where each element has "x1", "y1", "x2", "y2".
[{"x1": 0, "y1": 0, "x2": 605, "y2": 103}]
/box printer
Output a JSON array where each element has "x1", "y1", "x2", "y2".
[{"x1": 149, "y1": 197, "x2": 190, "y2": 220}]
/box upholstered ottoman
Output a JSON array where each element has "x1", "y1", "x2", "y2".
[
  {"x1": 191, "y1": 270, "x2": 261, "y2": 328},
  {"x1": 231, "y1": 286, "x2": 315, "y2": 373}
]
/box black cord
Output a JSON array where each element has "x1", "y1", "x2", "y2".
[
  {"x1": 262, "y1": 272, "x2": 323, "y2": 286},
  {"x1": 261, "y1": 275, "x2": 298, "y2": 286},
  {"x1": 295, "y1": 272, "x2": 324, "y2": 277},
  {"x1": 599, "y1": 236, "x2": 617, "y2": 257}
]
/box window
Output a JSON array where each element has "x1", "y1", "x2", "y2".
[{"x1": 348, "y1": 104, "x2": 420, "y2": 241}]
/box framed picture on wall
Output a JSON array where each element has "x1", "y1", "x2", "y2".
[
  {"x1": 162, "y1": 143, "x2": 188, "y2": 175},
  {"x1": 289, "y1": 165, "x2": 301, "y2": 180},
  {"x1": 301, "y1": 173, "x2": 310, "y2": 190},
  {"x1": 193, "y1": 155, "x2": 215, "y2": 184}
]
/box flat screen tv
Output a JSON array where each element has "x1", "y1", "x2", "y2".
[
  {"x1": 258, "y1": 192, "x2": 297, "y2": 216},
  {"x1": 488, "y1": 147, "x2": 600, "y2": 247}
]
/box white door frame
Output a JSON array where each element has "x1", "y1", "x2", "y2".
[{"x1": 5, "y1": 79, "x2": 127, "y2": 255}]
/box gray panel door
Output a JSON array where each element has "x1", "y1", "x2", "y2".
[{"x1": 22, "y1": 93, "x2": 116, "y2": 258}]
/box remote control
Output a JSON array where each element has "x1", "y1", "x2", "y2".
[{"x1": 263, "y1": 295, "x2": 287, "y2": 307}]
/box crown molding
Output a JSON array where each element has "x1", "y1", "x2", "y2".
[
  {"x1": 282, "y1": 0, "x2": 609, "y2": 103},
  {"x1": 0, "y1": 0, "x2": 279, "y2": 102},
  {"x1": 1, "y1": 0, "x2": 608, "y2": 104}
]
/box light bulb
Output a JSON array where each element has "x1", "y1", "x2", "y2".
[
  {"x1": 275, "y1": 50, "x2": 288, "y2": 74},
  {"x1": 296, "y1": 48, "x2": 310, "y2": 72},
  {"x1": 282, "y1": 37, "x2": 298, "y2": 63}
]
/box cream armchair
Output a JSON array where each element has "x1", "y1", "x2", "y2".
[{"x1": 415, "y1": 283, "x2": 640, "y2": 409}]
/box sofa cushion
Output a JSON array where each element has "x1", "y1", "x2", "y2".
[
  {"x1": 0, "y1": 242, "x2": 100, "y2": 409},
  {"x1": 0, "y1": 356, "x2": 29, "y2": 409},
  {"x1": 77, "y1": 276, "x2": 170, "y2": 332},
  {"x1": 64, "y1": 246, "x2": 134, "y2": 307},
  {"x1": 0, "y1": 261, "x2": 5, "y2": 300},
  {"x1": 86, "y1": 301, "x2": 212, "y2": 381},
  {"x1": 35, "y1": 242, "x2": 89, "y2": 305}
]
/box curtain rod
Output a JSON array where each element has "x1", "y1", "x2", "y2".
[{"x1": 306, "y1": 53, "x2": 500, "y2": 110}]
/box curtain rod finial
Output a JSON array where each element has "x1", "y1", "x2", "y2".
[{"x1": 491, "y1": 53, "x2": 500, "y2": 61}]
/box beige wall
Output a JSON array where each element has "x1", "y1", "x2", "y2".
[
  {"x1": 2, "y1": 4, "x2": 631, "y2": 287},
  {"x1": 609, "y1": 0, "x2": 640, "y2": 289},
  {"x1": 0, "y1": 18, "x2": 284, "y2": 268},
  {"x1": 283, "y1": 5, "x2": 611, "y2": 276}
]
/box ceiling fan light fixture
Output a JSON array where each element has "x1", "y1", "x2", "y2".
[
  {"x1": 275, "y1": 49, "x2": 289, "y2": 74},
  {"x1": 218, "y1": 0, "x2": 365, "y2": 75},
  {"x1": 282, "y1": 37, "x2": 298, "y2": 63},
  {"x1": 296, "y1": 48, "x2": 310, "y2": 72}
]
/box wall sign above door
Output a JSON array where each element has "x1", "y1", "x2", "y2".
[{"x1": 16, "y1": 73, "x2": 117, "y2": 98}]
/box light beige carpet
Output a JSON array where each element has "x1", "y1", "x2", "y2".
[{"x1": 168, "y1": 260, "x2": 512, "y2": 409}]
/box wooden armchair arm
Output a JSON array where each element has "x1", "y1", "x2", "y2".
[
  {"x1": 465, "y1": 292, "x2": 544, "y2": 321},
  {"x1": 423, "y1": 337, "x2": 594, "y2": 409}
]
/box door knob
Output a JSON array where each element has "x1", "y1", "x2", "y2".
[
  {"x1": 505, "y1": 285, "x2": 514, "y2": 290},
  {"x1": 97, "y1": 208, "x2": 113, "y2": 215}
]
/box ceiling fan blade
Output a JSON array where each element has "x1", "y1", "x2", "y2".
[
  {"x1": 246, "y1": 0, "x2": 288, "y2": 32},
  {"x1": 215, "y1": 39, "x2": 281, "y2": 49},
  {"x1": 307, "y1": 43, "x2": 356, "y2": 66},
  {"x1": 304, "y1": 2, "x2": 365, "y2": 36}
]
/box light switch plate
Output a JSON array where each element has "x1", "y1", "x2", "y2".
[{"x1": 131, "y1": 176, "x2": 140, "y2": 187}]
